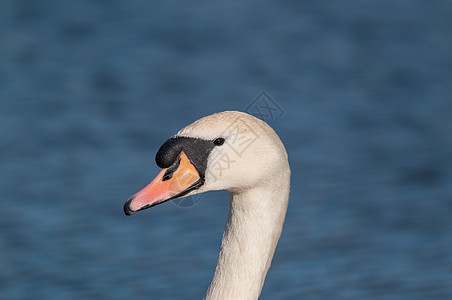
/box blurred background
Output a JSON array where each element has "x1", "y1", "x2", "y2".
[{"x1": 1, "y1": 0, "x2": 451, "y2": 299}]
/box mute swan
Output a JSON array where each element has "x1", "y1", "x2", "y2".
[{"x1": 124, "y1": 111, "x2": 290, "y2": 300}]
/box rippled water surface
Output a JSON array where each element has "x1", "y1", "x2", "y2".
[{"x1": 1, "y1": 1, "x2": 452, "y2": 299}]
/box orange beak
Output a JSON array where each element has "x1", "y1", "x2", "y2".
[{"x1": 124, "y1": 151, "x2": 201, "y2": 215}]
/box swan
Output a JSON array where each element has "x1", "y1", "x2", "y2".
[{"x1": 124, "y1": 111, "x2": 290, "y2": 300}]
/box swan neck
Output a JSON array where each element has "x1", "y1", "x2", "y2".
[{"x1": 205, "y1": 176, "x2": 289, "y2": 300}]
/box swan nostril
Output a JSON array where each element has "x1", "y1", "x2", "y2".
[{"x1": 162, "y1": 156, "x2": 181, "y2": 182}]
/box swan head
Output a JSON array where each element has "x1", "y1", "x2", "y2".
[{"x1": 124, "y1": 111, "x2": 288, "y2": 215}]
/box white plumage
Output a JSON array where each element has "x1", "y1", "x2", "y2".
[{"x1": 177, "y1": 111, "x2": 290, "y2": 300}]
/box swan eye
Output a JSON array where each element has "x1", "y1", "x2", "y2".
[{"x1": 213, "y1": 137, "x2": 225, "y2": 146}]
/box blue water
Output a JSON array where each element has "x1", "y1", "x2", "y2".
[{"x1": 1, "y1": 1, "x2": 452, "y2": 299}]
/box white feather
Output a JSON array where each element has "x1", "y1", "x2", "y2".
[{"x1": 176, "y1": 111, "x2": 291, "y2": 300}]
